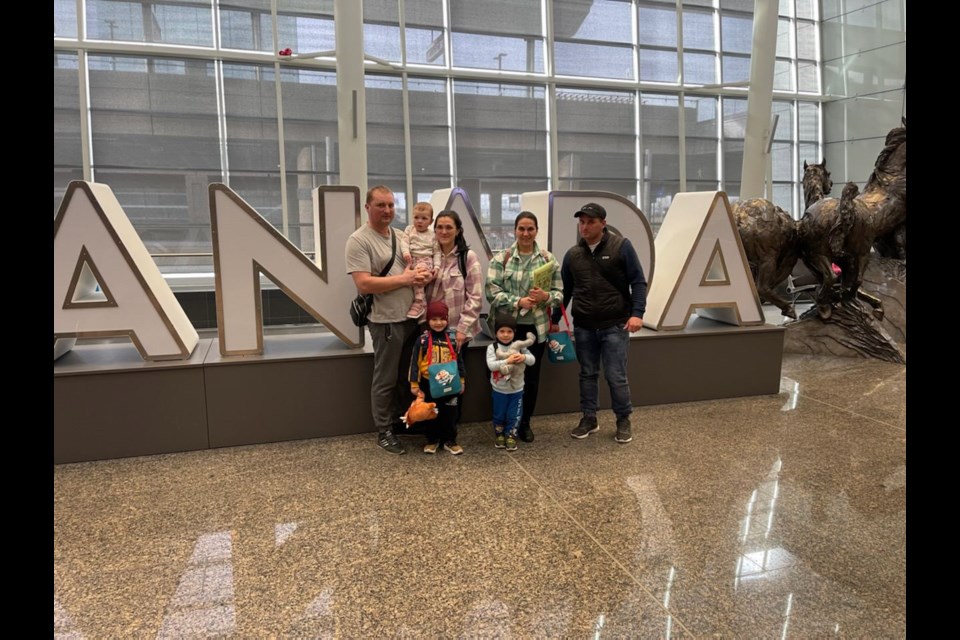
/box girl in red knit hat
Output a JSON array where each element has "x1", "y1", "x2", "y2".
[{"x1": 407, "y1": 300, "x2": 466, "y2": 454}]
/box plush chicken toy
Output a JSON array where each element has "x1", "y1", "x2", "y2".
[{"x1": 401, "y1": 395, "x2": 438, "y2": 427}]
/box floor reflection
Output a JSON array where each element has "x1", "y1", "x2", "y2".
[
  {"x1": 157, "y1": 531, "x2": 235, "y2": 639},
  {"x1": 54, "y1": 354, "x2": 906, "y2": 637}
]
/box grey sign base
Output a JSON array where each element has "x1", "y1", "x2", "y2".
[{"x1": 55, "y1": 319, "x2": 783, "y2": 463}]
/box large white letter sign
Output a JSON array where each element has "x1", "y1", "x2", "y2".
[
  {"x1": 53, "y1": 181, "x2": 199, "y2": 361},
  {"x1": 210, "y1": 184, "x2": 362, "y2": 355},
  {"x1": 537, "y1": 191, "x2": 656, "y2": 282},
  {"x1": 644, "y1": 191, "x2": 763, "y2": 330}
]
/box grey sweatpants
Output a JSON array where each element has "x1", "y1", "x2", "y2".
[{"x1": 368, "y1": 319, "x2": 419, "y2": 431}]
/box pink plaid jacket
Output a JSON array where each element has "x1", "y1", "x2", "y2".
[{"x1": 428, "y1": 248, "x2": 483, "y2": 340}]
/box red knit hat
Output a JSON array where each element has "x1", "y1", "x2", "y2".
[{"x1": 426, "y1": 300, "x2": 449, "y2": 320}]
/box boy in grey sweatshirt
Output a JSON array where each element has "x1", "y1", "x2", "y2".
[{"x1": 485, "y1": 314, "x2": 536, "y2": 451}]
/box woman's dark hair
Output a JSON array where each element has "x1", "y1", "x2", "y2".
[
  {"x1": 514, "y1": 211, "x2": 538, "y2": 230},
  {"x1": 435, "y1": 210, "x2": 469, "y2": 256}
]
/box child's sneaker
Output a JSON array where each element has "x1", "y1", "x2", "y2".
[
  {"x1": 406, "y1": 303, "x2": 424, "y2": 319},
  {"x1": 505, "y1": 435, "x2": 518, "y2": 451},
  {"x1": 423, "y1": 442, "x2": 439, "y2": 454},
  {"x1": 444, "y1": 442, "x2": 464, "y2": 455},
  {"x1": 495, "y1": 434, "x2": 506, "y2": 449}
]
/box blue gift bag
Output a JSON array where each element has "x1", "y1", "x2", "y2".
[
  {"x1": 547, "y1": 305, "x2": 577, "y2": 364},
  {"x1": 426, "y1": 333, "x2": 462, "y2": 398}
]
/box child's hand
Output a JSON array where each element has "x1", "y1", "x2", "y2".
[
  {"x1": 507, "y1": 353, "x2": 524, "y2": 364},
  {"x1": 403, "y1": 253, "x2": 412, "y2": 263}
]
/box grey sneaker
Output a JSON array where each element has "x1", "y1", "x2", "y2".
[
  {"x1": 378, "y1": 430, "x2": 406, "y2": 455},
  {"x1": 571, "y1": 416, "x2": 599, "y2": 439},
  {"x1": 615, "y1": 417, "x2": 633, "y2": 444}
]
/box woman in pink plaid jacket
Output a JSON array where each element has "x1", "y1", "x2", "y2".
[{"x1": 427, "y1": 210, "x2": 483, "y2": 353}]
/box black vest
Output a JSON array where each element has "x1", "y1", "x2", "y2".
[{"x1": 568, "y1": 232, "x2": 630, "y2": 329}]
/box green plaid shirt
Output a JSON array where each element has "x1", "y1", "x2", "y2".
[{"x1": 485, "y1": 241, "x2": 564, "y2": 343}]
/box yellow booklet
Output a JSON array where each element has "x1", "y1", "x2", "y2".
[{"x1": 531, "y1": 261, "x2": 555, "y2": 291}]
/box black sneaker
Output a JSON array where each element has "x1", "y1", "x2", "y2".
[
  {"x1": 571, "y1": 416, "x2": 599, "y2": 439},
  {"x1": 615, "y1": 417, "x2": 633, "y2": 444},
  {"x1": 518, "y1": 425, "x2": 535, "y2": 442},
  {"x1": 378, "y1": 430, "x2": 406, "y2": 455}
]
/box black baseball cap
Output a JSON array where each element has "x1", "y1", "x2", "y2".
[{"x1": 574, "y1": 202, "x2": 607, "y2": 220}]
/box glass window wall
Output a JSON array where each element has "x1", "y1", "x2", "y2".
[{"x1": 54, "y1": 0, "x2": 823, "y2": 277}]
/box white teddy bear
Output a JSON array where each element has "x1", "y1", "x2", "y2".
[{"x1": 495, "y1": 332, "x2": 536, "y2": 381}]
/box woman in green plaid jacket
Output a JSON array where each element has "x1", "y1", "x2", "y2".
[{"x1": 485, "y1": 211, "x2": 564, "y2": 443}]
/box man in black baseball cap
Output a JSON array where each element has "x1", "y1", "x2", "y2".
[
  {"x1": 554, "y1": 200, "x2": 647, "y2": 445},
  {"x1": 574, "y1": 202, "x2": 607, "y2": 220}
]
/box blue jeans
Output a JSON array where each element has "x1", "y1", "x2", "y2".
[
  {"x1": 491, "y1": 389, "x2": 523, "y2": 436},
  {"x1": 573, "y1": 325, "x2": 633, "y2": 420}
]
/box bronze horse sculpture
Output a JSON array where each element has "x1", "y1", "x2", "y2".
[
  {"x1": 803, "y1": 159, "x2": 833, "y2": 210},
  {"x1": 732, "y1": 159, "x2": 832, "y2": 319},
  {"x1": 734, "y1": 120, "x2": 905, "y2": 320},
  {"x1": 733, "y1": 198, "x2": 801, "y2": 318},
  {"x1": 798, "y1": 118, "x2": 906, "y2": 319}
]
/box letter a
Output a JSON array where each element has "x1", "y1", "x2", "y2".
[
  {"x1": 53, "y1": 181, "x2": 199, "y2": 360},
  {"x1": 644, "y1": 191, "x2": 763, "y2": 330}
]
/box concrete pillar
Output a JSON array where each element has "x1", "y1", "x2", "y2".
[
  {"x1": 739, "y1": 0, "x2": 779, "y2": 199},
  {"x1": 335, "y1": 0, "x2": 368, "y2": 195}
]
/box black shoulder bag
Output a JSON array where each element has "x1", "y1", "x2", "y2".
[{"x1": 350, "y1": 229, "x2": 397, "y2": 327}]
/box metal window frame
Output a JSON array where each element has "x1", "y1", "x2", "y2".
[{"x1": 54, "y1": 0, "x2": 827, "y2": 287}]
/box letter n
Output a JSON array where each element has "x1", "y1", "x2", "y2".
[{"x1": 210, "y1": 184, "x2": 361, "y2": 355}]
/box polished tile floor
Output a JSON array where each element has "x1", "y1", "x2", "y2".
[{"x1": 54, "y1": 352, "x2": 905, "y2": 638}]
